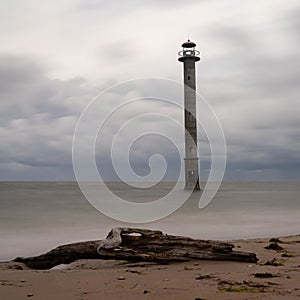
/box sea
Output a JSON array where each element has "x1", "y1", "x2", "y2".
[{"x1": 0, "y1": 181, "x2": 299, "y2": 261}]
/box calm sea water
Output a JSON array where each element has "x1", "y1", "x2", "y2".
[{"x1": 0, "y1": 181, "x2": 299, "y2": 261}]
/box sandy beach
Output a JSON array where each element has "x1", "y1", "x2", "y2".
[{"x1": 0, "y1": 234, "x2": 299, "y2": 300}]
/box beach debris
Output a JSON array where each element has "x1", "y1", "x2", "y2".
[
  {"x1": 130, "y1": 283, "x2": 138, "y2": 289},
  {"x1": 269, "y1": 238, "x2": 284, "y2": 243},
  {"x1": 264, "y1": 258, "x2": 283, "y2": 266},
  {"x1": 0, "y1": 280, "x2": 26, "y2": 287},
  {"x1": 218, "y1": 280, "x2": 268, "y2": 293},
  {"x1": 0, "y1": 262, "x2": 24, "y2": 270},
  {"x1": 117, "y1": 276, "x2": 125, "y2": 280},
  {"x1": 195, "y1": 274, "x2": 213, "y2": 280},
  {"x1": 122, "y1": 262, "x2": 156, "y2": 268},
  {"x1": 218, "y1": 279, "x2": 240, "y2": 286},
  {"x1": 27, "y1": 293, "x2": 34, "y2": 297},
  {"x1": 126, "y1": 269, "x2": 142, "y2": 274},
  {"x1": 219, "y1": 286, "x2": 257, "y2": 293},
  {"x1": 282, "y1": 253, "x2": 294, "y2": 257},
  {"x1": 253, "y1": 272, "x2": 278, "y2": 278},
  {"x1": 143, "y1": 289, "x2": 150, "y2": 294},
  {"x1": 264, "y1": 242, "x2": 284, "y2": 251},
  {"x1": 14, "y1": 227, "x2": 258, "y2": 270}
]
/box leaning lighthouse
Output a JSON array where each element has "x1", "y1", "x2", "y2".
[{"x1": 178, "y1": 40, "x2": 201, "y2": 190}]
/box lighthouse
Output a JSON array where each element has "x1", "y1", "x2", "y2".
[{"x1": 178, "y1": 40, "x2": 201, "y2": 190}]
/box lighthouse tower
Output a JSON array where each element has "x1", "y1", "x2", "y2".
[{"x1": 178, "y1": 40, "x2": 201, "y2": 190}]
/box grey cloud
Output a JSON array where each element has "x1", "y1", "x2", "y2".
[
  {"x1": 1, "y1": 1, "x2": 300, "y2": 181},
  {"x1": 0, "y1": 55, "x2": 45, "y2": 94},
  {"x1": 0, "y1": 55, "x2": 95, "y2": 125},
  {"x1": 194, "y1": 7, "x2": 300, "y2": 179},
  {"x1": 203, "y1": 6, "x2": 300, "y2": 99},
  {"x1": 99, "y1": 40, "x2": 138, "y2": 62},
  {"x1": 0, "y1": 54, "x2": 98, "y2": 180},
  {"x1": 78, "y1": 0, "x2": 202, "y2": 12},
  {"x1": 284, "y1": 7, "x2": 300, "y2": 37},
  {"x1": 96, "y1": 134, "x2": 181, "y2": 181}
]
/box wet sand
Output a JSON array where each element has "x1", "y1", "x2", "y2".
[{"x1": 0, "y1": 235, "x2": 299, "y2": 299}]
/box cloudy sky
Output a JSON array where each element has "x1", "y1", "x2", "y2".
[{"x1": 0, "y1": 0, "x2": 299, "y2": 181}]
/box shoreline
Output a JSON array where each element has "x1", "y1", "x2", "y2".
[{"x1": 0, "y1": 234, "x2": 299, "y2": 299}]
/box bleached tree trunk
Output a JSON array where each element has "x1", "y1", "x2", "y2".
[{"x1": 15, "y1": 228, "x2": 258, "y2": 270}]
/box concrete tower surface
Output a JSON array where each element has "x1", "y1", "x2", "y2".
[{"x1": 178, "y1": 40, "x2": 201, "y2": 190}]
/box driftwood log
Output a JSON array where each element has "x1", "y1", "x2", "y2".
[{"x1": 15, "y1": 228, "x2": 258, "y2": 269}]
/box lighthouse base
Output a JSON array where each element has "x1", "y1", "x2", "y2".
[
  {"x1": 184, "y1": 158, "x2": 201, "y2": 190},
  {"x1": 184, "y1": 180, "x2": 201, "y2": 191}
]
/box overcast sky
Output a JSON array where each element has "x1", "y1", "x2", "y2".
[{"x1": 0, "y1": 0, "x2": 299, "y2": 181}]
